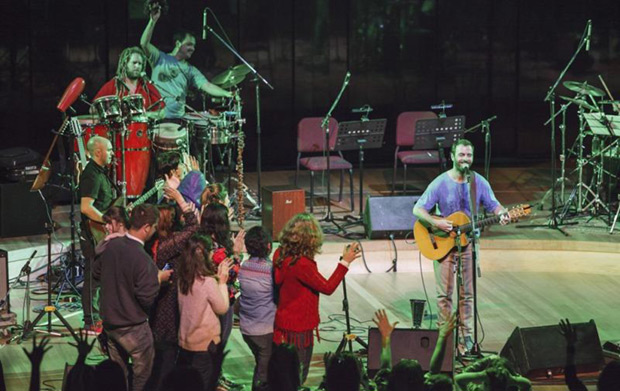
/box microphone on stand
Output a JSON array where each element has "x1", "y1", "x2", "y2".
[
  {"x1": 585, "y1": 20, "x2": 592, "y2": 51},
  {"x1": 202, "y1": 8, "x2": 208, "y2": 40}
]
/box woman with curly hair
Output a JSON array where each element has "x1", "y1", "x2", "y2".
[
  {"x1": 273, "y1": 212, "x2": 361, "y2": 383},
  {"x1": 176, "y1": 234, "x2": 231, "y2": 391}
]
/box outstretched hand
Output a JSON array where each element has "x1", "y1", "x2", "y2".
[
  {"x1": 69, "y1": 329, "x2": 97, "y2": 364},
  {"x1": 559, "y1": 318, "x2": 577, "y2": 347},
  {"x1": 22, "y1": 335, "x2": 52, "y2": 366},
  {"x1": 149, "y1": 3, "x2": 161, "y2": 22},
  {"x1": 232, "y1": 230, "x2": 246, "y2": 256},
  {"x1": 372, "y1": 309, "x2": 399, "y2": 341}
]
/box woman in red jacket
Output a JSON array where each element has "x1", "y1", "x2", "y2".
[{"x1": 273, "y1": 212, "x2": 361, "y2": 383}]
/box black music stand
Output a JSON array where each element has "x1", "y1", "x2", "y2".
[
  {"x1": 414, "y1": 115, "x2": 466, "y2": 171},
  {"x1": 336, "y1": 119, "x2": 387, "y2": 221}
]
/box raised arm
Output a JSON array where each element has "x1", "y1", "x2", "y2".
[
  {"x1": 429, "y1": 312, "x2": 456, "y2": 374},
  {"x1": 560, "y1": 319, "x2": 588, "y2": 391},
  {"x1": 372, "y1": 309, "x2": 399, "y2": 370},
  {"x1": 140, "y1": 4, "x2": 161, "y2": 61}
]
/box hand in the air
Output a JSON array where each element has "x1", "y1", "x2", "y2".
[
  {"x1": 217, "y1": 258, "x2": 233, "y2": 284},
  {"x1": 232, "y1": 230, "x2": 246, "y2": 256},
  {"x1": 341, "y1": 242, "x2": 362, "y2": 264},
  {"x1": 150, "y1": 3, "x2": 161, "y2": 22},
  {"x1": 22, "y1": 335, "x2": 52, "y2": 366},
  {"x1": 164, "y1": 185, "x2": 183, "y2": 203},
  {"x1": 164, "y1": 173, "x2": 180, "y2": 190},
  {"x1": 372, "y1": 309, "x2": 399, "y2": 341}
]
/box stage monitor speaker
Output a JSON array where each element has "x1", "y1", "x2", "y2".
[
  {"x1": 363, "y1": 195, "x2": 421, "y2": 239},
  {"x1": 0, "y1": 250, "x2": 8, "y2": 312},
  {"x1": 500, "y1": 320, "x2": 604, "y2": 379},
  {"x1": 367, "y1": 327, "x2": 453, "y2": 376},
  {"x1": 0, "y1": 181, "x2": 47, "y2": 238},
  {"x1": 262, "y1": 186, "x2": 305, "y2": 239}
]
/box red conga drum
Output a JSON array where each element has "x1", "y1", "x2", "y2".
[{"x1": 116, "y1": 121, "x2": 151, "y2": 198}]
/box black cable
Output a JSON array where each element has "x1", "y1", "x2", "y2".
[
  {"x1": 418, "y1": 251, "x2": 434, "y2": 330},
  {"x1": 384, "y1": 234, "x2": 398, "y2": 273},
  {"x1": 356, "y1": 240, "x2": 372, "y2": 273}
]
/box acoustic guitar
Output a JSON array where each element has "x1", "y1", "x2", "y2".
[
  {"x1": 87, "y1": 179, "x2": 165, "y2": 244},
  {"x1": 413, "y1": 204, "x2": 531, "y2": 261}
]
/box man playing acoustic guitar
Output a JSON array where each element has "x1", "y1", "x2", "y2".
[{"x1": 413, "y1": 138, "x2": 508, "y2": 355}]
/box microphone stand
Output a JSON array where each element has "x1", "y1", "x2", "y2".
[
  {"x1": 319, "y1": 72, "x2": 351, "y2": 232},
  {"x1": 204, "y1": 9, "x2": 274, "y2": 216},
  {"x1": 464, "y1": 170, "x2": 482, "y2": 357},
  {"x1": 518, "y1": 20, "x2": 590, "y2": 236}
]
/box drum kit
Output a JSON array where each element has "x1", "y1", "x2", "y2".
[
  {"x1": 554, "y1": 78, "x2": 620, "y2": 231},
  {"x1": 71, "y1": 64, "x2": 252, "y2": 207}
]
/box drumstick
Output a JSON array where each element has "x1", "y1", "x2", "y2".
[{"x1": 598, "y1": 74, "x2": 620, "y2": 113}]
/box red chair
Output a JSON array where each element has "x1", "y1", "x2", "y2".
[
  {"x1": 391, "y1": 111, "x2": 441, "y2": 194},
  {"x1": 295, "y1": 117, "x2": 354, "y2": 213}
]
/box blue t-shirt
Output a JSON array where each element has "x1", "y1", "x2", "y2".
[
  {"x1": 150, "y1": 50, "x2": 208, "y2": 119},
  {"x1": 415, "y1": 171, "x2": 500, "y2": 217}
]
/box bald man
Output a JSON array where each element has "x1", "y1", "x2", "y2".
[{"x1": 79, "y1": 136, "x2": 117, "y2": 333}]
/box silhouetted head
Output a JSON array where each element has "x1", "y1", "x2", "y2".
[
  {"x1": 325, "y1": 352, "x2": 362, "y2": 391},
  {"x1": 598, "y1": 360, "x2": 620, "y2": 391},
  {"x1": 93, "y1": 359, "x2": 126, "y2": 391},
  {"x1": 425, "y1": 373, "x2": 453, "y2": 391},
  {"x1": 386, "y1": 359, "x2": 424, "y2": 391}
]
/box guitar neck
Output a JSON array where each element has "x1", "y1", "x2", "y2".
[
  {"x1": 128, "y1": 181, "x2": 163, "y2": 212},
  {"x1": 458, "y1": 214, "x2": 501, "y2": 233}
]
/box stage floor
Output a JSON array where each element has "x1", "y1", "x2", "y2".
[{"x1": 1, "y1": 165, "x2": 618, "y2": 390}]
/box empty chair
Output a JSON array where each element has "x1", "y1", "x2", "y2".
[
  {"x1": 392, "y1": 111, "x2": 441, "y2": 194},
  {"x1": 295, "y1": 117, "x2": 354, "y2": 213}
]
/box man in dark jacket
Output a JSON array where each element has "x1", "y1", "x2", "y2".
[{"x1": 94, "y1": 204, "x2": 172, "y2": 391}]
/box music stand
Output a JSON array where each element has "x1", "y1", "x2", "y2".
[
  {"x1": 414, "y1": 115, "x2": 466, "y2": 171},
  {"x1": 336, "y1": 119, "x2": 387, "y2": 231}
]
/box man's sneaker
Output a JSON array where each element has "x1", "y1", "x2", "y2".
[{"x1": 83, "y1": 320, "x2": 103, "y2": 336}]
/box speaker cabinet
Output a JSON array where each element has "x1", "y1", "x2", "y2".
[
  {"x1": 0, "y1": 181, "x2": 47, "y2": 238},
  {"x1": 363, "y1": 196, "x2": 421, "y2": 239},
  {"x1": 500, "y1": 320, "x2": 604, "y2": 379},
  {"x1": 261, "y1": 186, "x2": 305, "y2": 239},
  {"x1": 0, "y1": 250, "x2": 8, "y2": 312},
  {"x1": 367, "y1": 327, "x2": 453, "y2": 376}
]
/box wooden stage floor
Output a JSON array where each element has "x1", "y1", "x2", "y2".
[{"x1": 1, "y1": 165, "x2": 619, "y2": 390}]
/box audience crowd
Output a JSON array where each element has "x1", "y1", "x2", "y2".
[{"x1": 3, "y1": 152, "x2": 618, "y2": 391}]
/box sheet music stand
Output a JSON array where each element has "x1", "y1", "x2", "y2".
[
  {"x1": 336, "y1": 119, "x2": 387, "y2": 220},
  {"x1": 414, "y1": 115, "x2": 466, "y2": 171}
]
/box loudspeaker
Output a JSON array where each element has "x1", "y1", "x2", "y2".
[
  {"x1": 0, "y1": 250, "x2": 8, "y2": 312},
  {"x1": 367, "y1": 327, "x2": 453, "y2": 376},
  {"x1": 261, "y1": 186, "x2": 305, "y2": 239},
  {"x1": 500, "y1": 320, "x2": 604, "y2": 379},
  {"x1": 0, "y1": 181, "x2": 47, "y2": 238},
  {"x1": 363, "y1": 195, "x2": 421, "y2": 239}
]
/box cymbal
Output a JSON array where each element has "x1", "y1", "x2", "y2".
[
  {"x1": 211, "y1": 69, "x2": 235, "y2": 85},
  {"x1": 560, "y1": 95, "x2": 598, "y2": 111},
  {"x1": 211, "y1": 64, "x2": 253, "y2": 86},
  {"x1": 563, "y1": 81, "x2": 605, "y2": 97},
  {"x1": 230, "y1": 64, "x2": 252, "y2": 77},
  {"x1": 219, "y1": 74, "x2": 246, "y2": 89}
]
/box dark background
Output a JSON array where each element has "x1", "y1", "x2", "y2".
[{"x1": 1, "y1": 0, "x2": 619, "y2": 170}]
